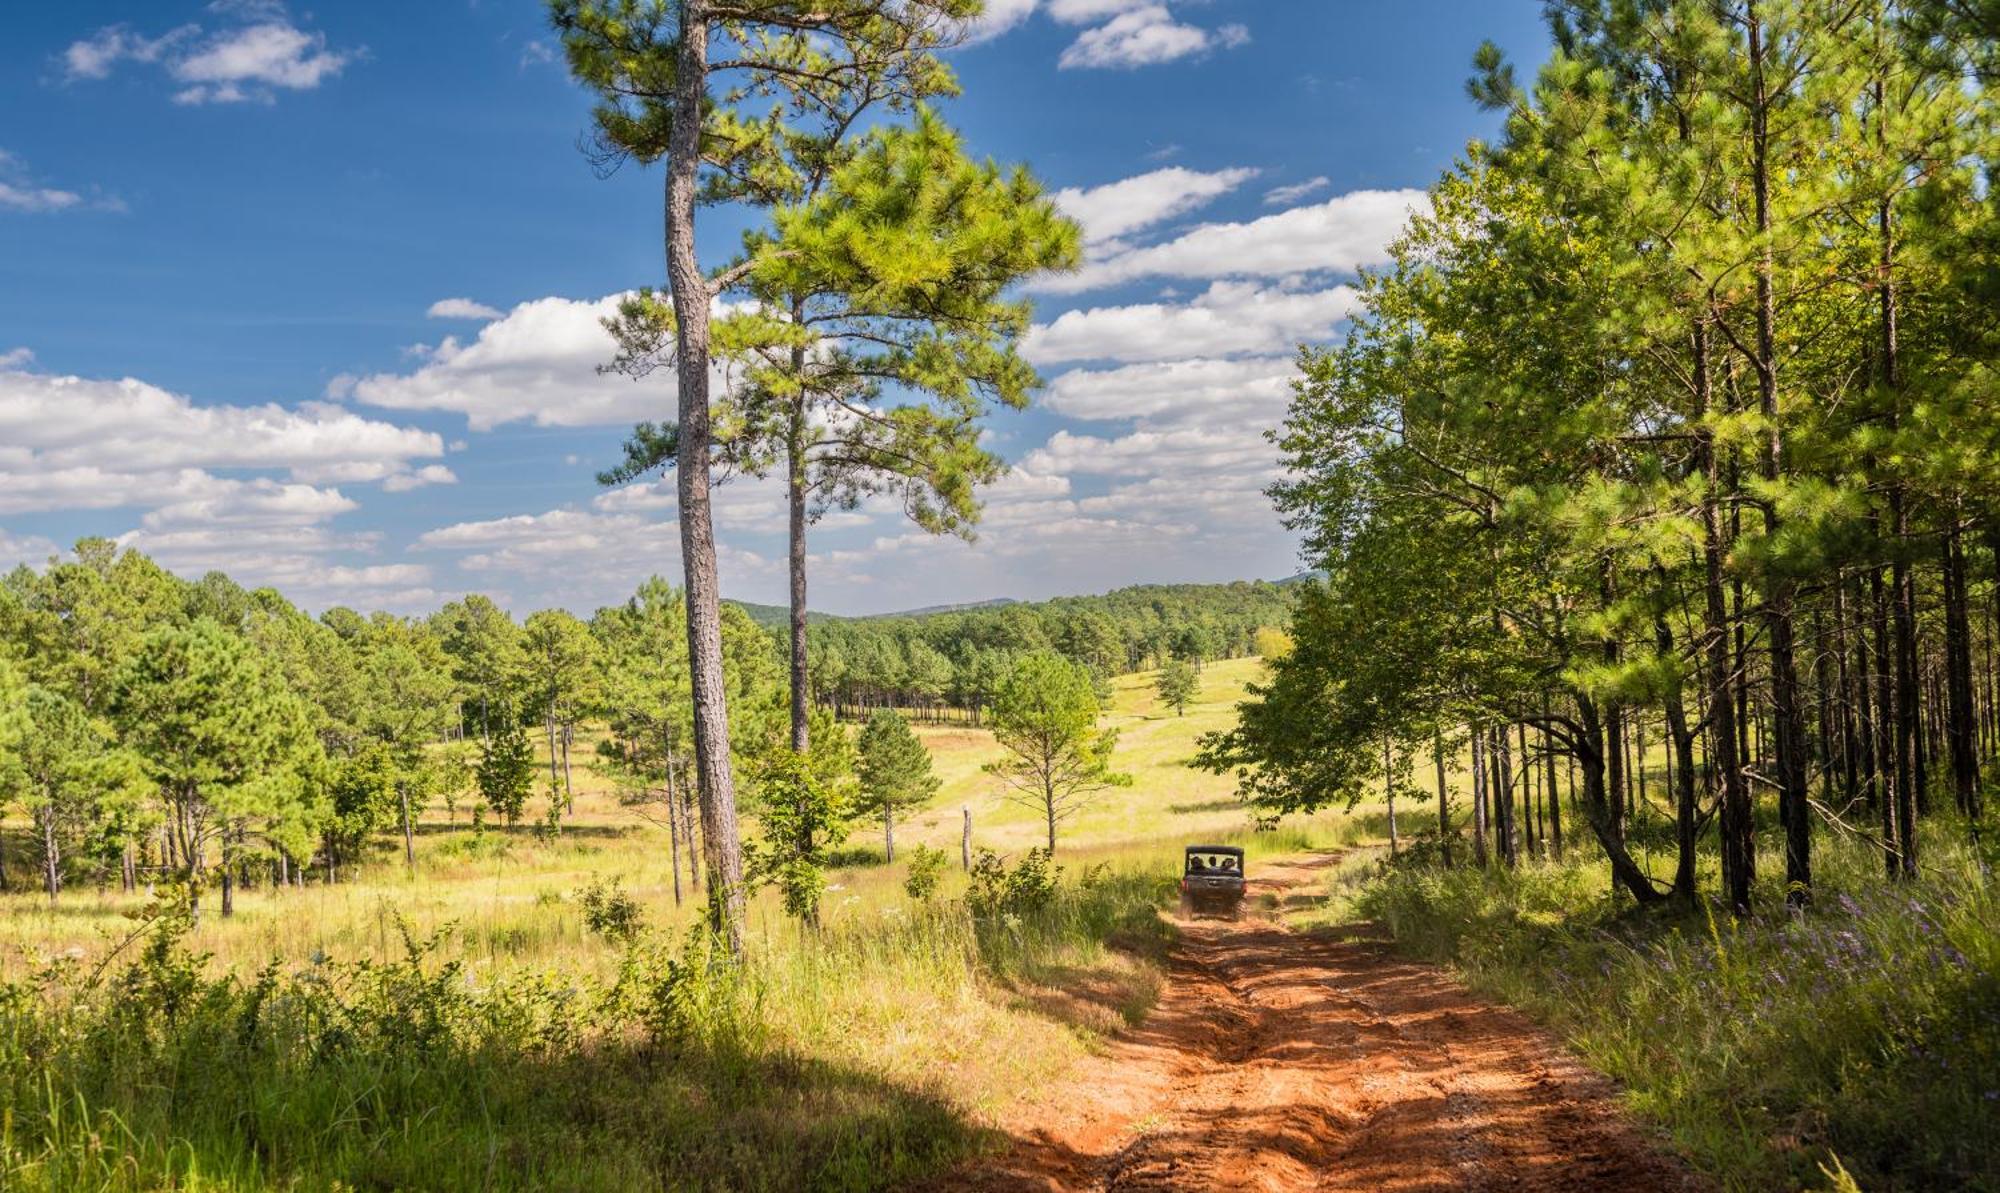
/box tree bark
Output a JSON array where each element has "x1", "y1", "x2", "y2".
[
  {"x1": 1543, "y1": 700, "x2": 1665, "y2": 905},
  {"x1": 666, "y1": 0, "x2": 747, "y2": 951},
  {"x1": 1871, "y1": 564, "x2": 1903, "y2": 875},
  {"x1": 665, "y1": 745, "x2": 684, "y2": 908},
  {"x1": 788, "y1": 329, "x2": 812, "y2": 755},
  {"x1": 1658, "y1": 614, "x2": 1699, "y2": 901},
  {"x1": 1746, "y1": 2, "x2": 1811, "y2": 907},
  {"x1": 1470, "y1": 724, "x2": 1489, "y2": 866},
  {"x1": 1433, "y1": 729, "x2": 1452, "y2": 868},
  {"x1": 38, "y1": 800, "x2": 60, "y2": 902},
  {"x1": 1943, "y1": 514, "x2": 1980, "y2": 823},
  {"x1": 1383, "y1": 734, "x2": 1398, "y2": 854},
  {"x1": 400, "y1": 783, "x2": 416, "y2": 867}
]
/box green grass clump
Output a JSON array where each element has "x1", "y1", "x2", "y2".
[
  {"x1": 0, "y1": 861, "x2": 1175, "y2": 1193},
  {"x1": 1355, "y1": 830, "x2": 2000, "y2": 1192}
]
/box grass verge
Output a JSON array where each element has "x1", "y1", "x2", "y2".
[
  {"x1": 0, "y1": 862, "x2": 1176, "y2": 1192},
  {"x1": 1351, "y1": 829, "x2": 2000, "y2": 1192}
]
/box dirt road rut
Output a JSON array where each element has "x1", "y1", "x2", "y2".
[{"x1": 937, "y1": 854, "x2": 1703, "y2": 1192}]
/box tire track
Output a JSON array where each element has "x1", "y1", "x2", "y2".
[{"x1": 926, "y1": 853, "x2": 1705, "y2": 1193}]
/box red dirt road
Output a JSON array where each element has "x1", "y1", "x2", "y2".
[{"x1": 935, "y1": 854, "x2": 1704, "y2": 1192}]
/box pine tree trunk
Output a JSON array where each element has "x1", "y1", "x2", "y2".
[
  {"x1": 401, "y1": 783, "x2": 416, "y2": 867},
  {"x1": 1697, "y1": 316, "x2": 1752, "y2": 913},
  {"x1": 787, "y1": 346, "x2": 811, "y2": 755},
  {"x1": 1382, "y1": 735, "x2": 1398, "y2": 854},
  {"x1": 1835, "y1": 577, "x2": 1864, "y2": 801},
  {"x1": 961, "y1": 806, "x2": 972, "y2": 871},
  {"x1": 1044, "y1": 779, "x2": 1058, "y2": 854},
  {"x1": 1743, "y1": 10, "x2": 1812, "y2": 903},
  {"x1": 219, "y1": 828, "x2": 235, "y2": 919},
  {"x1": 562, "y1": 723, "x2": 575, "y2": 813},
  {"x1": 546, "y1": 706, "x2": 561, "y2": 796},
  {"x1": 664, "y1": 1, "x2": 746, "y2": 951},
  {"x1": 1470, "y1": 724, "x2": 1489, "y2": 866},
  {"x1": 1943, "y1": 515, "x2": 1980, "y2": 822},
  {"x1": 1518, "y1": 720, "x2": 1536, "y2": 857},
  {"x1": 666, "y1": 748, "x2": 684, "y2": 908},
  {"x1": 884, "y1": 799, "x2": 895, "y2": 864},
  {"x1": 1562, "y1": 699, "x2": 1665, "y2": 905},
  {"x1": 1433, "y1": 729, "x2": 1452, "y2": 869},
  {"x1": 1543, "y1": 715, "x2": 1563, "y2": 862},
  {"x1": 38, "y1": 800, "x2": 60, "y2": 902}
]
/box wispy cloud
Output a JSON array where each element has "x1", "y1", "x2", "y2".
[
  {"x1": 0, "y1": 150, "x2": 123, "y2": 215},
  {"x1": 64, "y1": 4, "x2": 353, "y2": 105},
  {"x1": 1264, "y1": 176, "x2": 1330, "y2": 206},
  {"x1": 426, "y1": 297, "x2": 504, "y2": 321}
]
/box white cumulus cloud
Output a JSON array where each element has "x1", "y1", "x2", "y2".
[
  {"x1": 1025, "y1": 281, "x2": 1358, "y2": 365},
  {"x1": 335, "y1": 293, "x2": 700, "y2": 431},
  {"x1": 1055, "y1": 166, "x2": 1257, "y2": 245},
  {"x1": 1039, "y1": 187, "x2": 1427, "y2": 294},
  {"x1": 0, "y1": 151, "x2": 120, "y2": 215},
  {"x1": 1043, "y1": 356, "x2": 1297, "y2": 423},
  {"x1": 64, "y1": 6, "x2": 351, "y2": 105},
  {"x1": 1058, "y1": 4, "x2": 1238, "y2": 69}
]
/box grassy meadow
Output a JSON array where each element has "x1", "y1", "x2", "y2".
[
  {"x1": 0, "y1": 655, "x2": 1371, "y2": 975},
  {"x1": 0, "y1": 653, "x2": 1384, "y2": 1191}
]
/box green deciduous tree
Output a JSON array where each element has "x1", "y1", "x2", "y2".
[
  {"x1": 746, "y1": 712, "x2": 858, "y2": 928},
  {"x1": 984, "y1": 652, "x2": 1130, "y2": 853},
  {"x1": 478, "y1": 709, "x2": 536, "y2": 827}
]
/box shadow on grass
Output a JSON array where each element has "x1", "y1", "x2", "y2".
[{"x1": 13, "y1": 1025, "x2": 991, "y2": 1192}]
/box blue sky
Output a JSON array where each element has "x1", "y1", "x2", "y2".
[{"x1": 0, "y1": 0, "x2": 1551, "y2": 616}]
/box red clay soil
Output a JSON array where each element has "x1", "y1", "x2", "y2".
[{"x1": 928, "y1": 854, "x2": 1706, "y2": 1193}]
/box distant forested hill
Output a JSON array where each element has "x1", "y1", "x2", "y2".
[{"x1": 742, "y1": 578, "x2": 1303, "y2": 720}]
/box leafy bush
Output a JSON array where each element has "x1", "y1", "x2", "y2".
[
  {"x1": 576, "y1": 876, "x2": 645, "y2": 943},
  {"x1": 903, "y1": 845, "x2": 950, "y2": 901},
  {"x1": 964, "y1": 847, "x2": 1060, "y2": 919}
]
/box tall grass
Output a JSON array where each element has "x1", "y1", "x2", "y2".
[
  {"x1": 1355, "y1": 828, "x2": 2000, "y2": 1191},
  {"x1": 0, "y1": 862, "x2": 1175, "y2": 1192}
]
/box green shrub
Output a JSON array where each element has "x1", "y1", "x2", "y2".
[
  {"x1": 965, "y1": 847, "x2": 1060, "y2": 919},
  {"x1": 576, "y1": 876, "x2": 645, "y2": 943},
  {"x1": 902, "y1": 845, "x2": 950, "y2": 902}
]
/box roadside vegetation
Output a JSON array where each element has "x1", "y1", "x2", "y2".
[
  {"x1": 1198, "y1": 5, "x2": 2000, "y2": 1190},
  {"x1": 1353, "y1": 828, "x2": 1999, "y2": 1191}
]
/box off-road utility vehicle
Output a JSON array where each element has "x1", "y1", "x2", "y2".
[{"x1": 1179, "y1": 844, "x2": 1245, "y2": 918}]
